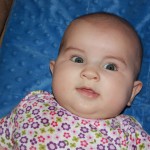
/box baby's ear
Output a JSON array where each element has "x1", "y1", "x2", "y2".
[
  {"x1": 50, "y1": 61, "x2": 55, "y2": 74},
  {"x1": 127, "y1": 80, "x2": 143, "y2": 106}
]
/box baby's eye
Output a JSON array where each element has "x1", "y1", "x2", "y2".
[
  {"x1": 104, "y1": 63, "x2": 117, "y2": 71},
  {"x1": 71, "y1": 56, "x2": 84, "y2": 63}
]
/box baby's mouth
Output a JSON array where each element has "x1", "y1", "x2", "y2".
[{"x1": 76, "y1": 87, "x2": 99, "y2": 99}]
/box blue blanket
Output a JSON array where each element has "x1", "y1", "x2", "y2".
[{"x1": 0, "y1": 0, "x2": 150, "y2": 134}]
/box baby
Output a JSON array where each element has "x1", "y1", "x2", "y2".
[{"x1": 0, "y1": 12, "x2": 150, "y2": 150}]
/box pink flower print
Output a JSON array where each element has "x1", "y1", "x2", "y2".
[
  {"x1": 15, "y1": 121, "x2": 19, "y2": 127},
  {"x1": 32, "y1": 102, "x2": 38, "y2": 107},
  {"x1": 101, "y1": 138, "x2": 108, "y2": 144},
  {"x1": 28, "y1": 130, "x2": 34, "y2": 136},
  {"x1": 64, "y1": 132, "x2": 71, "y2": 139},
  {"x1": 81, "y1": 140, "x2": 88, "y2": 147},
  {"x1": 81, "y1": 120, "x2": 88, "y2": 125},
  {"x1": 28, "y1": 118, "x2": 34, "y2": 123},
  {"x1": 94, "y1": 121, "x2": 100, "y2": 127},
  {"x1": 0, "y1": 118, "x2": 4, "y2": 124},
  {"x1": 130, "y1": 135, "x2": 134, "y2": 142},
  {"x1": 29, "y1": 146, "x2": 36, "y2": 150},
  {"x1": 136, "y1": 138, "x2": 141, "y2": 144},
  {"x1": 38, "y1": 136, "x2": 45, "y2": 142},
  {"x1": 122, "y1": 140, "x2": 127, "y2": 146},
  {"x1": 88, "y1": 135, "x2": 93, "y2": 140},
  {"x1": 51, "y1": 121, "x2": 58, "y2": 127},
  {"x1": 50, "y1": 111, "x2": 56, "y2": 116},
  {"x1": 23, "y1": 103, "x2": 27, "y2": 108},
  {"x1": 55, "y1": 135, "x2": 60, "y2": 140},
  {"x1": 117, "y1": 128, "x2": 122, "y2": 134}
]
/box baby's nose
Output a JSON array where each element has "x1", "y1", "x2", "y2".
[{"x1": 80, "y1": 66, "x2": 99, "y2": 81}]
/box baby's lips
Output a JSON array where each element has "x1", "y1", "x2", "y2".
[{"x1": 76, "y1": 87, "x2": 99, "y2": 99}]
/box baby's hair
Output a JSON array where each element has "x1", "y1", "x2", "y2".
[{"x1": 59, "y1": 12, "x2": 143, "y2": 79}]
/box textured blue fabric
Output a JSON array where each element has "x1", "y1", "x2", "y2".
[{"x1": 0, "y1": 0, "x2": 150, "y2": 134}]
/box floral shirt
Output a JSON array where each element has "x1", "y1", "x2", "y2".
[{"x1": 0, "y1": 91, "x2": 150, "y2": 150}]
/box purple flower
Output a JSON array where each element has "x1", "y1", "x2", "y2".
[
  {"x1": 132, "y1": 145, "x2": 137, "y2": 150},
  {"x1": 20, "y1": 136, "x2": 28, "y2": 143},
  {"x1": 97, "y1": 144, "x2": 105, "y2": 150},
  {"x1": 20, "y1": 144, "x2": 27, "y2": 150},
  {"x1": 89, "y1": 124, "x2": 97, "y2": 131},
  {"x1": 41, "y1": 118, "x2": 49, "y2": 125},
  {"x1": 114, "y1": 137, "x2": 120, "y2": 146},
  {"x1": 35, "y1": 115, "x2": 41, "y2": 120},
  {"x1": 18, "y1": 109, "x2": 24, "y2": 114},
  {"x1": 78, "y1": 133, "x2": 85, "y2": 138},
  {"x1": 100, "y1": 129, "x2": 108, "y2": 135},
  {"x1": 107, "y1": 136, "x2": 113, "y2": 142},
  {"x1": 80, "y1": 127, "x2": 89, "y2": 133},
  {"x1": 47, "y1": 141, "x2": 57, "y2": 150},
  {"x1": 129, "y1": 127, "x2": 135, "y2": 133},
  {"x1": 73, "y1": 116, "x2": 79, "y2": 120},
  {"x1": 76, "y1": 147, "x2": 85, "y2": 150},
  {"x1": 48, "y1": 106, "x2": 55, "y2": 110},
  {"x1": 22, "y1": 123, "x2": 29, "y2": 129},
  {"x1": 30, "y1": 138, "x2": 37, "y2": 145},
  {"x1": 14, "y1": 132, "x2": 21, "y2": 139},
  {"x1": 37, "y1": 99, "x2": 45, "y2": 103},
  {"x1": 57, "y1": 111, "x2": 64, "y2": 117},
  {"x1": 0, "y1": 126, "x2": 3, "y2": 135},
  {"x1": 58, "y1": 141, "x2": 66, "y2": 148},
  {"x1": 5, "y1": 128, "x2": 10, "y2": 139},
  {"x1": 26, "y1": 106, "x2": 32, "y2": 112},
  {"x1": 61, "y1": 123, "x2": 71, "y2": 130},
  {"x1": 31, "y1": 122, "x2": 40, "y2": 129},
  {"x1": 32, "y1": 109, "x2": 40, "y2": 115},
  {"x1": 107, "y1": 143, "x2": 116, "y2": 150},
  {"x1": 141, "y1": 131, "x2": 147, "y2": 137}
]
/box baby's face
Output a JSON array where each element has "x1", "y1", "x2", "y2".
[{"x1": 50, "y1": 20, "x2": 142, "y2": 119}]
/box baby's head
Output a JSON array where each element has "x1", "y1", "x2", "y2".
[{"x1": 50, "y1": 12, "x2": 143, "y2": 119}]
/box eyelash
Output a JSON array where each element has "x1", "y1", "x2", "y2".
[
  {"x1": 70, "y1": 56, "x2": 84, "y2": 63},
  {"x1": 70, "y1": 56, "x2": 118, "y2": 71},
  {"x1": 103, "y1": 63, "x2": 118, "y2": 71}
]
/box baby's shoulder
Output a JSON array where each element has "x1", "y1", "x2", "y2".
[
  {"x1": 19, "y1": 90, "x2": 54, "y2": 106},
  {"x1": 117, "y1": 114, "x2": 150, "y2": 139}
]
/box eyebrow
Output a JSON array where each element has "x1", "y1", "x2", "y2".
[
  {"x1": 104, "y1": 55, "x2": 127, "y2": 66},
  {"x1": 62, "y1": 46, "x2": 85, "y2": 54}
]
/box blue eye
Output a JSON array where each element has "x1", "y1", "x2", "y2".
[
  {"x1": 104, "y1": 63, "x2": 117, "y2": 71},
  {"x1": 71, "y1": 56, "x2": 84, "y2": 63}
]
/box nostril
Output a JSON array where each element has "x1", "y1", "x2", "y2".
[{"x1": 81, "y1": 69, "x2": 99, "y2": 80}]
